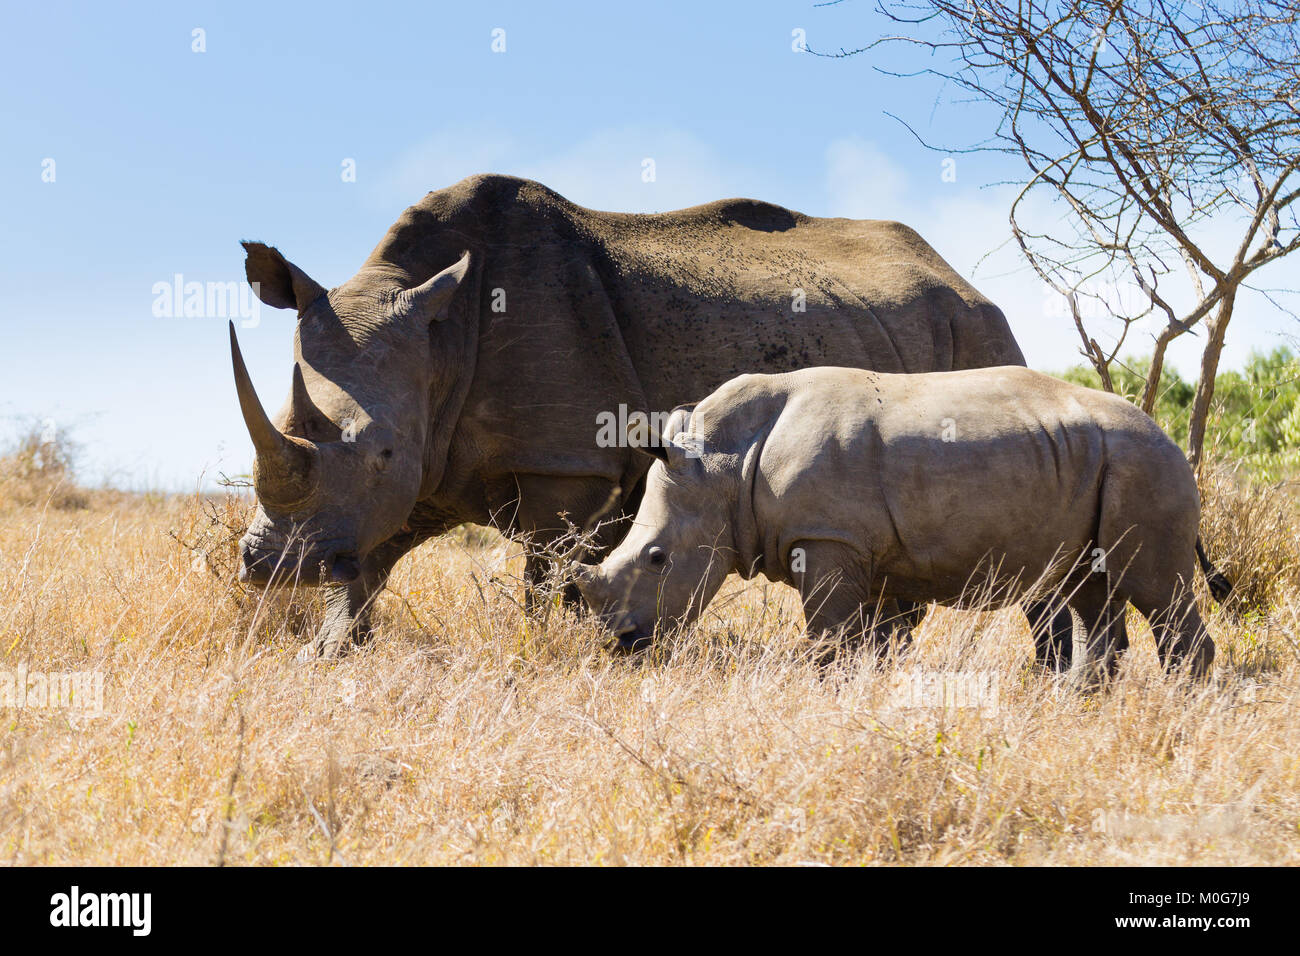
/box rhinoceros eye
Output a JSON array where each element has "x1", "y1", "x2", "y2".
[{"x1": 646, "y1": 546, "x2": 667, "y2": 569}]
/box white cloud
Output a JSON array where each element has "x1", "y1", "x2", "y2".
[
  {"x1": 367, "y1": 127, "x2": 518, "y2": 211},
  {"x1": 823, "y1": 137, "x2": 911, "y2": 222}
]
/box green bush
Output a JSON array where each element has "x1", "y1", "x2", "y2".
[{"x1": 1057, "y1": 347, "x2": 1300, "y2": 480}]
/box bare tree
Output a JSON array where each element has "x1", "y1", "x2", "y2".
[{"x1": 825, "y1": 0, "x2": 1300, "y2": 466}]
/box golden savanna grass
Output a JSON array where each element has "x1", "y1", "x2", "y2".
[{"x1": 1, "y1": 453, "x2": 1298, "y2": 866}]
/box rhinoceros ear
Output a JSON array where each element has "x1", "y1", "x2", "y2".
[
  {"x1": 396, "y1": 251, "x2": 472, "y2": 325},
  {"x1": 633, "y1": 433, "x2": 691, "y2": 468},
  {"x1": 660, "y1": 405, "x2": 695, "y2": 444},
  {"x1": 241, "y1": 241, "x2": 326, "y2": 314},
  {"x1": 629, "y1": 404, "x2": 700, "y2": 469}
]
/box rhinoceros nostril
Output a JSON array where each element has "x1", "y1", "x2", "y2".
[{"x1": 238, "y1": 542, "x2": 280, "y2": 585}]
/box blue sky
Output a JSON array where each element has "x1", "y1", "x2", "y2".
[{"x1": 2, "y1": 0, "x2": 1296, "y2": 489}]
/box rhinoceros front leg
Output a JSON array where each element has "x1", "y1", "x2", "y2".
[
  {"x1": 305, "y1": 581, "x2": 374, "y2": 662},
  {"x1": 882, "y1": 598, "x2": 925, "y2": 646},
  {"x1": 299, "y1": 539, "x2": 412, "y2": 662},
  {"x1": 506, "y1": 473, "x2": 631, "y2": 616},
  {"x1": 523, "y1": 551, "x2": 585, "y2": 614}
]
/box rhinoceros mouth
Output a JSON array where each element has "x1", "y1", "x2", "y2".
[
  {"x1": 610, "y1": 625, "x2": 654, "y2": 654},
  {"x1": 238, "y1": 537, "x2": 359, "y2": 586}
]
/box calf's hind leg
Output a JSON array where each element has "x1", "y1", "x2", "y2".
[
  {"x1": 1065, "y1": 574, "x2": 1130, "y2": 690},
  {"x1": 1129, "y1": 583, "x2": 1214, "y2": 680},
  {"x1": 1094, "y1": 469, "x2": 1214, "y2": 679},
  {"x1": 1102, "y1": 523, "x2": 1213, "y2": 680}
]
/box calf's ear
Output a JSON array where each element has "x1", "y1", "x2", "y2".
[
  {"x1": 633, "y1": 437, "x2": 672, "y2": 466},
  {"x1": 628, "y1": 425, "x2": 694, "y2": 470},
  {"x1": 660, "y1": 404, "x2": 695, "y2": 444},
  {"x1": 241, "y1": 241, "x2": 326, "y2": 314}
]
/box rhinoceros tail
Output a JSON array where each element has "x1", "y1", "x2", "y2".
[{"x1": 1195, "y1": 537, "x2": 1233, "y2": 604}]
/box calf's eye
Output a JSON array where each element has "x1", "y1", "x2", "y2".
[{"x1": 647, "y1": 546, "x2": 667, "y2": 567}]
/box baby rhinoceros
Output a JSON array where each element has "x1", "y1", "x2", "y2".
[{"x1": 573, "y1": 366, "x2": 1229, "y2": 683}]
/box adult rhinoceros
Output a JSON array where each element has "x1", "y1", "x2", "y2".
[{"x1": 231, "y1": 173, "x2": 1026, "y2": 658}]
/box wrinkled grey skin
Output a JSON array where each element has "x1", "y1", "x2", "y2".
[
  {"x1": 230, "y1": 174, "x2": 1029, "y2": 659},
  {"x1": 575, "y1": 367, "x2": 1221, "y2": 683}
]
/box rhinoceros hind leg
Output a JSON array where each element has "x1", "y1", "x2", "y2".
[
  {"x1": 1024, "y1": 599, "x2": 1075, "y2": 672},
  {"x1": 882, "y1": 598, "x2": 926, "y2": 649},
  {"x1": 1094, "y1": 473, "x2": 1212, "y2": 680}
]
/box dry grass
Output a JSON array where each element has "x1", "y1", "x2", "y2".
[
  {"x1": 1, "y1": 461, "x2": 1298, "y2": 866},
  {"x1": 1198, "y1": 460, "x2": 1300, "y2": 613}
]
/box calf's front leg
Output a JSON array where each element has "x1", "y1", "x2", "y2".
[{"x1": 790, "y1": 539, "x2": 885, "y2": 664}]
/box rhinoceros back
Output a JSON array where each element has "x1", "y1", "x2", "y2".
[
  {"x1": 584, "y1": 196, "x2": 1025, "y2": 409},
  {"x1": 366, "y1": 175, "x2": 1024, "y2": 409},
  {"x1": 358, "y1": 175, "x2": 1027, "y2": 534}
]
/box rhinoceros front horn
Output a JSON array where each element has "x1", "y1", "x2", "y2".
[{"x1": 228, "y1": 322, "x2": 318, "y2": 508}]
